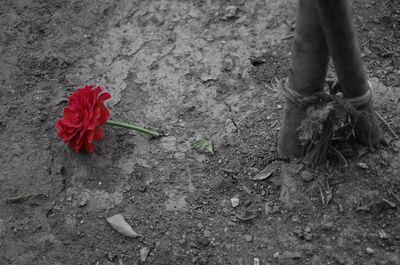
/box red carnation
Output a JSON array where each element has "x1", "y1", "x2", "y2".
[
  {"x1": 56, "y1": 85, "x2": 111, "y2": 153},
  {"x1": 57, "y1": 85, "x2": 160, "y2": 153}
]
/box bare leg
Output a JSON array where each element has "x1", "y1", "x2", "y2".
[
  {"x1": 313, "y1": 0, "x2": 381, "y2": 146},
  {"x1": 279, "y1": 0, "x2": 329, "y2": 157}
]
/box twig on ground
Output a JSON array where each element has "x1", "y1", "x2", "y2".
[
  {"x1": 329, "y1": 146, "x2": 348, "y2": 168},
  {"x1": 375, "y1": 111, "x2": 399, "y2": 140},
  {"x1": 281, "y1": 34, "x2": 294, "y2": 40}
]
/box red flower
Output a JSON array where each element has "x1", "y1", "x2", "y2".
[{"x1": 56, "y1": 85, "x2": 111, "y2": 153}]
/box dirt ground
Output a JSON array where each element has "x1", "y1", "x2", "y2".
[{"x1": 0, "y1": 0, "x2": 400, "y2": 264}]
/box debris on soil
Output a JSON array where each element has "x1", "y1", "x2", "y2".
[
  {"x1": 254, "y1": 257, "x2": 260, "y2": 265},
  {"x1": 140, "y1": 247, "x2": 150, "y2": 262},
  {"x1": 319, "y1": 180, "x2": 333, "y2": 208},
  {"x1": 356, "y1": 199, "x2": 397, "y2": 214},
  {"x1": 200, "y1": 72, "x2": 218, "y2": 82},
  {"x1": 192, "y1": 139, "x2": 214, "y2": 154},
  {"x1": 366, "y1": 247, "x2": 374, "y2": 255},
  {"x1": 264, "y1": 203, "x2": 272, "y2": 217},
  {"x1": 244, "y1": 234, "x2": 253, "y2": 242},
  {"x1": 223, "y1": 57, "x2": 234, "y2": 71},
  {"x1": 249, "y1": 56, "x2": 266, "y2": 66},
  {"x1": 378, "y1": 229, "x2": 389, "y2": 239},
  {"x1": 251, "y1": 160, "x2": 282, "y2": 181},
  {"x1": 241, "y1": 68, "x2": 250, "y2": 81},
  {"x1": 236, "y1": 209, "x2": 259, "y2": 222},
  {"x1": 280, "y1": 167, "x2": 301, "y2": 208},
  {"x1": 222, "y1": 6, "x2": 239, "y2": 20},
  {"x1": 5, "y1": 193, "x2": 48, "y2": 204},
  {"x1": 106, "y1": 214, "x2": 139, "y2": 238},
  {"x1": 300, "y1": 170, "x2": 314, "y2": 182},
  {"x1": 356, "y1": 162, "x2": 369, "y2": 169},
  {"x1": 78, "y1": 194, "x2": 89, "y2": 207},
  {"x1": 281, "y1": 251, "x2": 303, "y2": 260},
  {"x1": 231, "y1": 197, "x2": 240, "y2": 208}
]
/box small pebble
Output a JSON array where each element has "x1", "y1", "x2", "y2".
[
  {"x1": 140, "y1": 247, "x2": 150, "y2": 262},
  {"x1": 273, "y1": 252, "x2": 280, "y2": 259},
  {"x1": 300, "y1": 171, "x2": 314, "y2": 182},
  {"x1": 254, "y1": 257, "x2": 260, "y2": 265},
  {"x1": 356, "y1": 162, "x2": 368, "y2": 169},
  {"x1": 231, "y1": 197, "x2": 240, "y2": 208},
  {"x1": 223, "y1": 57, "x2": 234, "y2": 71},
  {"x1": 366, "y1": 248, "x2": 374, "y2": 255},
  {"x1": 223, "y1": 6, "x2": 239, "y2": 20}
]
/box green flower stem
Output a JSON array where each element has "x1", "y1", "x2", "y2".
[{"x1": 105, "y1": 119, "x2": 160, "y2": 138}]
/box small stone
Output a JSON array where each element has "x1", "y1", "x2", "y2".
[
  {"x1": 304, "y1": 226, "x2": 312, "y2": 233},
  {"x1": 196, "y1": 222, "x2": 204, "y2": 229},
  {"x1": 273, "y1": 252, "x2": 280, "y2": 259},
  {"x1": 231, "y1": 197, "x2": 240, "y2": 208},
  {"x1": 321, "y1": 221, "x2": 336, "y2": 232},
  {"x1": 78, "y1": 195, "x2": 89, "y2": 207},
  {"x1": 200, "y1": 72, "x2": 218, "y2": 82},
  {"x1": 277, "y1": 104, "x2": 282, "y2": 109},
  {"x1": 222, "y1": 6, "x2": 239, "y2": 20},
  {"x1": 140, "y1": 247, "x2": 150, "y2": 262},
  {"x1": 254, "y1": 257, "x2": 260, "y2": 265},
  {"x1": 356, "y1": 162, "x2": 368, "y2": 169},
  {"x1": 241, "y1": 68, "x2": 250, "y2": 81},
  {"x1": 66, "y1": 197, "x2": 72, "y2": 202},
  {"x1": 223, "y1": 57, "x2": 234, "y2": 71},
  {"x1": 300, "y1": 171, "x2": 314, "y2": 182},
  {"x1": 366, "y1": 248, "x2": 374, "y2": 255},
  {"x1": 244, "y1": 234, "x2": 253, "y2": 242},
  {"x1": 204, "y1": 230, "x2": 211, "y2": 238}
]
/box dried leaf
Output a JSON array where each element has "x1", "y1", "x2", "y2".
[
  {"x1": 236, "y1": 209, "x2": 259, "y2": 222},
  {"x1": 107, "y1": 214, "x2": 139, "y2": 238},
  {"x1": 252, "y1": 161, "x2": 281, "y2": 180},
  {"x1": 140, "y1": 247, "x2": 150, "y2": 262},
  {"x1": 6, "y1": 193, "x2": 48, "y2": 203},
  {"x1": 356, "y1": 199, "x2": 396, "y2": 214},
  {"x1": 193, "y1": 139, "x2": 214, "y2": 154}
]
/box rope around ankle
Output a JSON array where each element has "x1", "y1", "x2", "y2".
[{"x1": 280, "y1": 79, "x2": 373, "y2": 108}]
